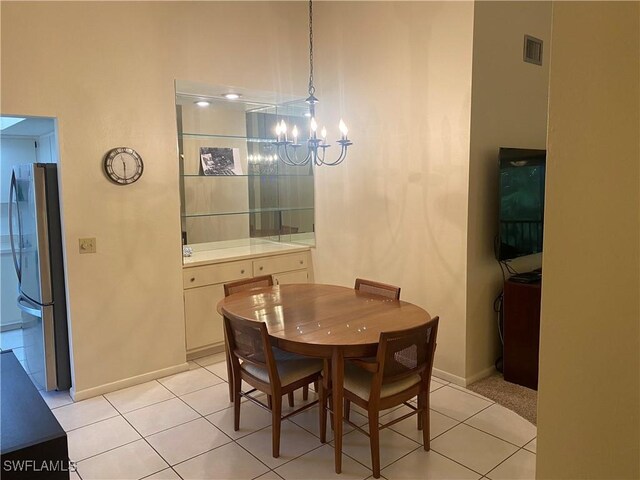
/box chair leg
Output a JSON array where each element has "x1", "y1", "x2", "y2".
[
  {"x1": 344, "y1": 399, "x2": 351, "y2": 421},
  {"x1": 267, "y1": 395, "x2": 273, "y2": 409},
  {"x1": 272, "y1": 393, "x2": 283, "y2": 458},
  {"x1": 422, "y1": 392, "x2": 430, "y2": 451},
  {"x1": 368, "y1": 409, "x2": 381, "y2": 479},
  {"x1": 226, "y1": 345, "x2": 234, "y2": 402},
  {"x1": 417, "y1": 394, "x2": 423, "y2": 430},
  {"x1": 318, "y1": 379, "x2": 327, "y2": 443},
  {"x1": 303, "y1": 384, "x2": 309, "y2": 400},
  {"x1": 288, "y1": 392, "x2": 295, "y2": 407},
  {"x1": 313, "y1": 380, "x2": 319, "y2": 392},
  {"x1": 233, "y1": 377, "x2": 242, "y2": 431}
]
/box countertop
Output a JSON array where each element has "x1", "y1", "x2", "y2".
[{"x1": 183, "y1": 239, "x2": 311, "y2": 267}]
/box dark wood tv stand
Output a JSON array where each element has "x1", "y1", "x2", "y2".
[{"x1": 503, "y1": 277, "x2": 541, "y2": 390}]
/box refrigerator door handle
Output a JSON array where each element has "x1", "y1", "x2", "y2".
[
  {"x1": 33, "y1": 165, "x2": 54, "y2": 306},
  {"x1": 17, "y1": 295, "x2": 42, "y2": 318},
  {"x1": 8, "y1": 170, "x2": 22, "y2": 283}
]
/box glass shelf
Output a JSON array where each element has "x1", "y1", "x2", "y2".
[{"x1": 183, "y1": 207, "x2": 314, "y2": 218}]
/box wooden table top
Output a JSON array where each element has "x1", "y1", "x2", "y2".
[{"x1": 217, "y1": 283, "x2": 432, "y2": 357}]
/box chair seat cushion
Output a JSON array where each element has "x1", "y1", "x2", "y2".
[
  {"x1": 344, "y1": 362, "x2": 421, "y2": 401},
  {"x1": 242, "y1": 349, "x2": 322, "y2": 387}
]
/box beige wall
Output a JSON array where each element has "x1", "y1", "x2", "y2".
[
  {"x1": 310, "y1": 2, "x2": 475, "y2": 379},
  {"x1": 1, "y1": 1, "x2": 307, "y2": 398},
  {"x1": 537, "y1": 2, "x2": 640, "y2": 477},
  {"x1": 466, "y1": 1, "x2": 551, "y2": 381}
]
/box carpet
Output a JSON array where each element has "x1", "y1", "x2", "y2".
[{"x1": 467, "y1": 373, "x2": 538, "y2": 425}]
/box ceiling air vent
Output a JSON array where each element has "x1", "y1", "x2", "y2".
[{"x1": 523, "y1": 35, "x2": 543, "y2": 66}]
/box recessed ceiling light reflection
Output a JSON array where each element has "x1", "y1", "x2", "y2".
[
  {"x1": 195, "y1": 101, "x2": 211, "y2": 107},
  {"x1": 223, "y1": 93, "x2": 241, "y2": 100}
]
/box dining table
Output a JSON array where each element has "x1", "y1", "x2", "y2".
[{"x1": 217, "y1": 283, "x2": 432, "y2": 474}]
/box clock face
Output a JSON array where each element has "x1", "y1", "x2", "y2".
[{"x1": 104, "y1": 147, "x2": 144, "y2": 185}]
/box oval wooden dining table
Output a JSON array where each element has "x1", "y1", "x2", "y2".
[{"x1": 217, "y1": 283, "x2": 432, "y2": 474}]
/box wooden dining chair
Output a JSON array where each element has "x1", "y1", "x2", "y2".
[
  {"x1": 223, "y1": 275, "x2": 312, "y2": 406},
  {"x1": 354, "y1": 278, "x2": 401, "y2": 300},
  {"x1": 319, "y1": 317, "x2": 439, "y2": 479},
  {"x1": 224, "y1": 314, "x2": 323, "y2": 458}
]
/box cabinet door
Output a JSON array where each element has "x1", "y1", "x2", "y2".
[
  {"x1": 183, "y1": 283, "x2": 225, "y2": 352},
  {"x1": 273, "y1": 269, "x2": 309, "y2": 285}
]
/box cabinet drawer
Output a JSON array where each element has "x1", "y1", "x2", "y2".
[
  {"x1": 253, "y1": 253, "x2": 308, "y2": 276},
  {"x1": 274, "y1": 270, "x2": 309, "y2": 285},
  {"x1": 184, "y1": 260, "x2": 252, "y2": 289}
]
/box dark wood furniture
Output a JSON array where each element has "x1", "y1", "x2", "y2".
[
  {"x1": 224, "y1": 315, "x2": 322, "y2": 458},
  {"x1": 218, "y1": 283, "x2": 432, "y2": 473},
  {"x1": 322, "y1": 318, "x2": 439, "y2": 478},
  {"x1": 503, "y1": 278, "x2": 541, "y2": 390},
  {"x1": 354, "y1": 278, "x2": 401, "y2": 300},
  {"x1": 0, "y1": 351, "x2": 70, "y2": 480}
]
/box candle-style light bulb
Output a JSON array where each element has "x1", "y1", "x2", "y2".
[
  {"x1": 310, "y1": 117, "x2": 318, "y2": 133},
  {"x1": 292, "y1": 125, "x2": 299, "y2": 141},
  {"x1": 281, "y1": 120, "x2": 288, "y2": 140},
  {"x1": 321, "y1": 126, "x2": 327, "y2": 140},
  {"x1": 275, "y1": 122, "x2": 282, "y2": 141},
  {"x1": 339, "y1": 119, "x2": 348, "y2": 139}
]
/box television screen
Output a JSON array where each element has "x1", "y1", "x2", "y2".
[{"x1": 497, "y1": 147, "x2": 546, "y2": 261}]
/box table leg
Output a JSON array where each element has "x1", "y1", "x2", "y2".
[{"x1": 332, "y1": 347, "x2": 344, "y2": 474}]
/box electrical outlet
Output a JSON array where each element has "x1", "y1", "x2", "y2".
[{"x1": 79, "y1": 237, "x2": 96, "y2": 254}]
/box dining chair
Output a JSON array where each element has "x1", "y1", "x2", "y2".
[
  {"x1": 354, "y1": 278, "x2": 401, "y2": 300},
  {"x1": 224, "y1": 314, "x2": 323, "y2": 458},
  {"x1": 319, "y1": 317, "x2": 439, "y2": 479},
  {"x1": 223, "y1": 275, "x2": 313, "y2": 406}
]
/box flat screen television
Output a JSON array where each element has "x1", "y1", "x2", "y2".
[{"x1": 496, "y1": 147, "x2": 546, "y2": 261}]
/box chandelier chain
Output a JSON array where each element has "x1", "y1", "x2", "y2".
[{"x1": 308, "y1": 0, "x2": 315, "y2": 96}]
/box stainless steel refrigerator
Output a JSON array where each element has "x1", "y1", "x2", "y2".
[{"x1": 9, "y1": 163, "x2": 71, "y2": 391}]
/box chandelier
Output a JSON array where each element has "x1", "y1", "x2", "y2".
[{"x1": 274, "y1": 0, "x2": 352, "y2": 167}]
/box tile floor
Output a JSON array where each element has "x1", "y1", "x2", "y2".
[{"x1": 36, "y1": 352, "x2": 536, "y2": 480}]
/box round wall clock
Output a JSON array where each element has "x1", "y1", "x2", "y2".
[{"x1": 104, "y1": 147, "x2": 144, "y2": 185}]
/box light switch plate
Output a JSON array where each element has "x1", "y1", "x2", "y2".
[{"x1": 79, "y1": 237, "x2": 96, "y2": 254}]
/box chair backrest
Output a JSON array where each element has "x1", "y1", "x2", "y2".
[
  {"x1": 224, "y1": 275, "x2": 274, "y2": 297},
  {"x1": 354, "y1": 278, "x2": 401, "y2": 300},
  {"x1": 223, "y1": 315, "x2": 278, "y2": 385},
  {"x1": 374, "y1": 316, "x2": 439, "y2": 390}
]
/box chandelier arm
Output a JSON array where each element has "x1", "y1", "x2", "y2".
[{"x1": 323, "y1": 145, "x2": 348, "y2": 166}]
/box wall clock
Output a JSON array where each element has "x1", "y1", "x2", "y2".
[{"x1": 104, "y1": 147, "x2": 144, "y2": 185}]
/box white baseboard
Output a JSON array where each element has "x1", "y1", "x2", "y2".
[
  {"x1": 70, "y1": 362, "x2": 190, "y2": 401},
  {"x1": 432, "y1": 365, "x2": 496, "y2": 387},
  {"x1": 464, "y1": 366, "x2": 496, "y2": 386},
  {"x1": 432, "y1": 368, "x2": 466, "y2": 387}
]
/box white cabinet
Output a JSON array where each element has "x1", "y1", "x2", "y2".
[{"x1": 183, "y1": 248, "x2": 312, "y2": 358}]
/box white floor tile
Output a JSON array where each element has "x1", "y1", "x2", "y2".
[
  {"x1": 465, "y1": 404, "x2": 536, "y2": 447},
  {"x1": 448, "y1": 383, "x2": 493, "y2": 401},
  {"x1": 430, "y1": 381, "x2": 445, "y2": 393},
  {"x1": 194, "y1": 352, "x2": 227, "y2": 367},
  {"x1": 158, "y1": 367, "x2": 223, "y2": 396},
  {"x1": 124, "y1": 398, "x2": 199, "y2": 436},
  {"x1": 431, "y1": 376, "x2": 449, "y2": 385},
  {"x1": 52, "y1": 396, "x2": 119, "y2": 431},
  {"x1": 380, "y1": 406, "x2": 458, "y2": 443},
  {"x1": 76, "y1": 439, "x2": 168, "y2": 480},
  {"x1": 281, "y1": 388, "x2": 319, "y2": 415},
  {"x1": 1, "y1": 329, "x2": 24, "y2": 349},
  {"x1": 487, "y1": 449, "x2": 536, "y2": 480},
  {"x1": 40, "y1": 389, "x2": 73, "y2": 409},
  {"x1": 237, "y1": 420, "x2": 321, "y2": 468},
  {"x1": 146, "y1": 418, "x2": 231, "y2": 466},
  {"x1": 67, "y1": 415, "x2": 140, "y2": 462},
  {"x1": 381, "y1": 449, "x2": 481, "y2": 480},
  {"x1": 206, "y1": 400, "x2": 273, "y2": 440},
  {"x1": 181, "y1": 383, "x2": 233, "y2": 416},
  {"x1": 204, "y1": 360, "x2": 229, "y2": 381},
  {"x1": 142, "y1": 468, "x2": 182, "y2": 479},
  {"x1": 339, "y1": 425, "x2": 420, "y2": 470},
  {"x1": 105, "y1": 380, "x2": 175, "y2": 414},
  {"x1": 69, "y1": 469, "x2": 82, "y2": 480},
  {"x1": 430, "y1": 424, "x2": 518, "y2": 475},
  {"x1": 255, "y1": 471, "x2": 285, "y2": 480},
  {"x1": 430, "y1": 386, "x2": 492, "y2": 421},
  {"x1": 275, "y1": 444, "x2": 371, "y2": 480},
  {"x1": 288, "y1": 405, "x2": 364, "y2": 441},
  {"x1": 174, "y1": 442, "x2": 269, "y2": 480},
  {"x1": 10, "y1": 346, "x2": 25, "y2": 361},
  {"x1": 524, "y1": 437, "x2": 537, "y2": 453}
]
